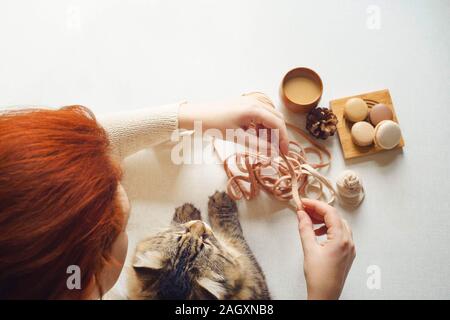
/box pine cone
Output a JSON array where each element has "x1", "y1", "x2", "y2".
[{"x1": 306, "y1": 107, "x2": 338, "y2": 140}]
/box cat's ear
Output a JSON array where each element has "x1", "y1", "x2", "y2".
[
  {"x1": 196, "y1": 275, "x2": 226, "y2": 300},
  {"x1": 133, "y1": 250, "x2": 164, "y2": 270}
]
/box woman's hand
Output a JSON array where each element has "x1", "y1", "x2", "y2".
[
  {"x1": 297, "y1": 198, "x2": 356, "y2": 300},
  {"x1": 178, "y1": 93, "x2": 289, "y2": 154}
]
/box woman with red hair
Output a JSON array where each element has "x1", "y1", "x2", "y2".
[
  {"x1": 0, "y1": 95, "x2": 354, "y2": 299},
  {"x1": 0, "y1": 96, "x2": 291, "y2": 299}
]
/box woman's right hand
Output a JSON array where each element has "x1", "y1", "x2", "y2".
[{"x1": 297, "y1": 198, "x2": 356, "y2": 300}]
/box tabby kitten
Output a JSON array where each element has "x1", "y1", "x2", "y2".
[{"x1": 128, "y1": 191, "x2": 270, "y2": 300}]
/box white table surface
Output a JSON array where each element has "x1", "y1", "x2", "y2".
[{"x1": 1, "y1": 0, "x2": 449, "y2": 299}]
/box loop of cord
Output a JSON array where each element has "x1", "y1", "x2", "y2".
[
  {"x1": 223, "y1": 122, "x2": 337, "y2": 211},
  {"x1": 220, "y1": 92, "x2": 338, "y2": 212}
]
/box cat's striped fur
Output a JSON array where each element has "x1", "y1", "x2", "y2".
[{"x1": 128, "y1": 191, "x2": 270, "y2": 300}]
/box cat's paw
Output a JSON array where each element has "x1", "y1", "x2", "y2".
[
  {"x1": 208, "y1": 191, "x2": 238, "y2": 220},
  {"x1": 173, "y1": 203, "x2": 201, "y2": 224}
]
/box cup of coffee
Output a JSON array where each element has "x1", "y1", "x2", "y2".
[{"x1": 280, "y1": 67, "x2": 323, "y2": 113}]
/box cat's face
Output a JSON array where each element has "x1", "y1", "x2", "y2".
[{"x1": 131, "y1": 220, "x2": 239, "y2": 299}]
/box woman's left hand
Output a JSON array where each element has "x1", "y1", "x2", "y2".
[{"x1": 178, "y1": 93, "x2": 289, "y2": 154}]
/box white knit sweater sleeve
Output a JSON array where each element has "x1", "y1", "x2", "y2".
[{"x1": 97, "y1": 103, "x2": 180, "y2": 160}]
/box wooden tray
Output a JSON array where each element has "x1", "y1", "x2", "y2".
[{"x1": 330, "y1": 89, "x2": 404, "y2": 160}]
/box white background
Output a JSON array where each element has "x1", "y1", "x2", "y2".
[{"x1": 1, "y1": 0, "x2": 449, "y2": 299}]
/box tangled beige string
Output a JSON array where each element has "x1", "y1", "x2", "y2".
[
  {"x1": 220, "y1": 93, "x2": 337, "y2": 211},
  {"x1": 336, "y1": 170, "x2": 365, "y2": 207}
]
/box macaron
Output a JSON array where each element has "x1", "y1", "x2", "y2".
[
  {"x1": 351, "y1": 121, "x2": 374, "y2": 147},
  {"x1": 374, "y1": 120, "x2": 402, "y2": 150},
  {"x1": 344, "y1": 98, "x2": 369, "y2": 122},
  {"x1": 369, "y1": 103, "x2": 393, "y2": 126}
]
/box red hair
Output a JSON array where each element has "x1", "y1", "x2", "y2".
[{"x1": 0, "y1": 106, "x2": 124, "y2": 299}]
